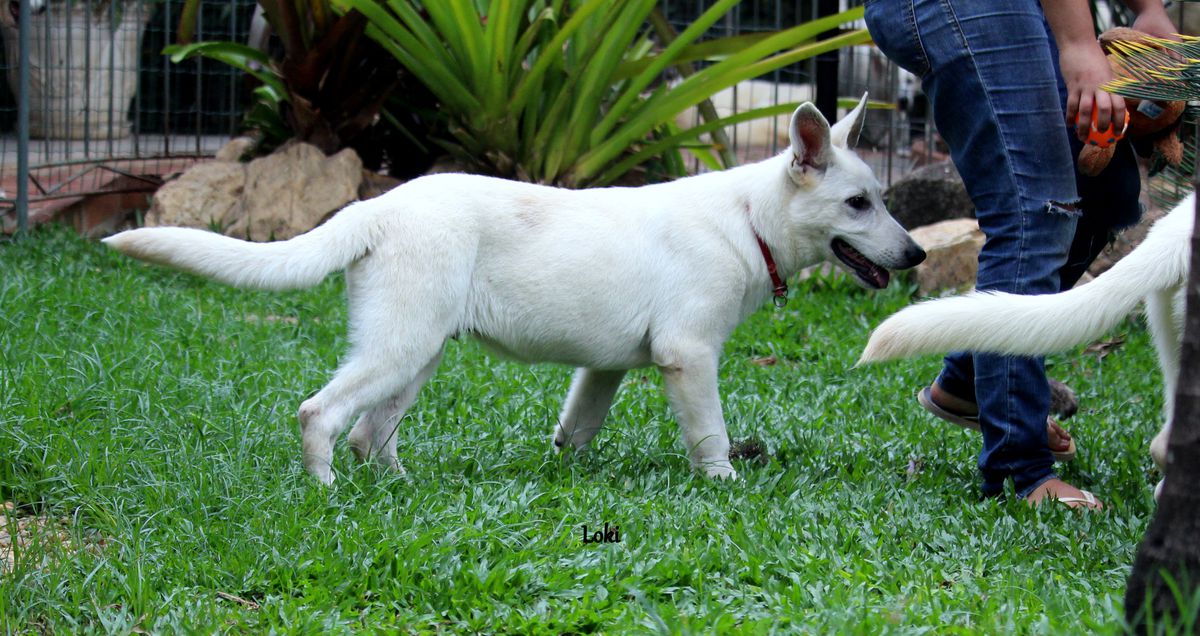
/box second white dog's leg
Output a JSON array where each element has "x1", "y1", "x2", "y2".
[
  {"x1": 1146, "y1": 289, "x2": 1181, "y2": 480},
  {"x1": 553, "y1": 368, "x2": 627, "y2": 451},
  {"x1": 347, "y1": 350, "x2": 444, "y2": 472},
  {"x1": 656, "y1": 346, "x2": 735, "y2": 479}
]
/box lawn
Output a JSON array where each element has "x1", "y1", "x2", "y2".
[{"x1": 0, "y1": 226, "x2": 1166, "y2": 634}]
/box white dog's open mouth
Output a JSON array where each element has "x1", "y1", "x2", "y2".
[{"x1": 832, "y1": 238, "x2": 889, "y2": 289}]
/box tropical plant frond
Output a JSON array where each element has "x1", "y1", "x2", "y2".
[
  {"x1": 1104, "y1": 34, "x2": 1200, "y2": 101},
  {"x1": 338, "y1": 0, "x2": 867, "y2": 187},
  {"x1": 170, "y1": 0, "x2": 436, "y2": 176}
]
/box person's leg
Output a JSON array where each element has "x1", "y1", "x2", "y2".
[{"x1": 866, "y1": 0, "x2": 1078, "y2": 498}]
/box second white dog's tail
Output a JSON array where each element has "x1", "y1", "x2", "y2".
[
  {"x1": 102, "y1": 196, "x2": 391, "y2": 291},
  {"x1": 859, "y1": 194, "x2": 1194, "y2": 364}
]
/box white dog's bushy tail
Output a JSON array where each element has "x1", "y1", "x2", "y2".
[
  {"x1": 859, "y1": 194, "x2": 1194, "y2": 364},
  {"x1": 103, "y1": 198, "x2": 388, "y2": 290}
]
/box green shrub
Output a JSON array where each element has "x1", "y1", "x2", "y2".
[{"x1": 337, "y1": 0, "x2": 869, "y2": 186}]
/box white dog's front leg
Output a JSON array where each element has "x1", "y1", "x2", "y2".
[
  {"x1": 657, "y1": 346, "x2": 735, "y2": 479},
  {"x1": 1146, "y1": 289, "x2": 1181, "y2": 500},
  {"x1": 1151, "y1": 421, "x2": 1170, "y2": 501},
  {"x1": 553, "y1": 368, "x2": 627, "y2": 451}
]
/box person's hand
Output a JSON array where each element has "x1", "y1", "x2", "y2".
[{"x1": 1059, "y1": 39, "x2": 1124, "y2": 142}]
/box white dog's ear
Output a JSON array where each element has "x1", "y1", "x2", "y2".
[
  {"x1": 831, "y1": 92, "x2": 868, "y2": 149},
  {"x1": 788, "y1": 103, "x2": 833, "y2": 182}
]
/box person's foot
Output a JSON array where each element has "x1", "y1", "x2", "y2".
[
  {"x1": 1046, "y1": 420, "x2": 1072, "y2": 455},
  {"x1": 928, "y1": 383, "x2": 1074, "y2": 457},
  {"x1": 929, "y1": 381, "x2": 977, "y2": 416},
  {"x1": 1025, "y1": 478, "x2": 1104, "y2": 510},
  {"x1": 930, "y1": 381, "x2": 1077, "y2": 421}
]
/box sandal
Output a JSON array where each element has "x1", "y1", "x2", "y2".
[
  {"x1": 1050, "y1": 490, "x2": 1101, "y2": 509},
  {"x1": 918, "y1": 386, "x2": 1077, "y2": 462}
]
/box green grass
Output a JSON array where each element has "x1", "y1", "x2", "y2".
[{"x1": 0, "y1": 226, "x2": 1167, "y2": 634}]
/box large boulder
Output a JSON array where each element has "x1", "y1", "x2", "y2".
[
  {"x1": 884, "y1": 161, "x2": 974, "y2": 229},
  {"x1": 147, "y1": 161, "x2": 246, "y2": 230},
  {"x1": 908, "y1": 218, "x2": 985, "y2": 295},
  {"x1": 148, "y1": 141, "x2": 365, "y2": 241},
  {"x1": 230, "y1": 143, "x2": 363, "y2": 241}
]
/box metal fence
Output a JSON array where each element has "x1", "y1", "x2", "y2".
[
  {"x1": 663, "y1": 0, "x2": 917, "y2": 181},
  {"x1": 0, "y1": 0, "x2": 258, "y2": 233},
  {"x1": 0, "y1": 0, "x2": 916, "y2": 235}
]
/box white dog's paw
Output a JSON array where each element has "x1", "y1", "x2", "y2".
[
  {"x1": 299, "y1": 400, "x2": 338, "y2": 485},
  {"x1": 1154, "y1": 478, "x2": 1164, "y2": 501},
  {"x1": 348, "y1": 439, "x2": 404, "y2": 473},
  {"x1": 552, "y1": 426, "x2": 568, "y2": 452},
  {"x1": 552, "y1": 424, "x2": 588, "y2": 452},
  {"x1": 301, "y1": 438, "x2": 336, "y2": 485},
  {"x1": 306, "y1": 460, "x2": 336, "y2": 485},
  {"x1": 702, "y1": 461, "x2": 738, "y2": 480}
]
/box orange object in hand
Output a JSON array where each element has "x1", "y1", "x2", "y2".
[{"x1": 1076, "y1": 107, "x2": 1130, "y2": 149}]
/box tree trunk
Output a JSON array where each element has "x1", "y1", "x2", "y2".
[{"x1": 1124, "y1": 187, "x2": 1200, "y2": 632}]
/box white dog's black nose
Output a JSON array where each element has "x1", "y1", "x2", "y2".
[{"x1": 904, "y1": 244, "x2": 927, "y2": 268}]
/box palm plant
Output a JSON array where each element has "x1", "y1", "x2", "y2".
[
  {"x1": 168, "y1": 0, "x2": 437, "y2": 176},
  {"x1": 1103, "y1": 33, "x2": 1200, "y2": 208},
  {"x1": 1104, "y1": 34, "x2": 1200, "y2": 101},
  {"x1": 335, "y1": 0, "x2": 870, "y2": 187}
]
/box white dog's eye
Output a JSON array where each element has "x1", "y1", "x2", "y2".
[{"x1": 846, "y1": 195, "x2": 871, "y2": 211}]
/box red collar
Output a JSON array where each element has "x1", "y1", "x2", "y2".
[{"x1": 753, "y1": 230, "x2": 788, "y2": 308}]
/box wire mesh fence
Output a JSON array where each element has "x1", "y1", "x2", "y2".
[
  {"x1": 663, "y1": 0, "x2": 918, "y2": 182},
  {"x1": 0, "y1": 0, "x2": 257, "y2": 232},
  {"x1": 0, "y1": 0, "x2": 924, "y2": 235}
]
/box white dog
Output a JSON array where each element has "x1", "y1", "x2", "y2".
[
  {"x1": 104, "y1": 96, "x2": 925, "y2": 484},
  {"x1": 860, "y1": 194, "x2": 1195, "y2": 497}
]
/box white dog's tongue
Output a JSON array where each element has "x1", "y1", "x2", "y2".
[{"x1": 832, "y1": 239, "x2": 889, "y2": 289}]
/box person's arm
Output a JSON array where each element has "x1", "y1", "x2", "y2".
[
  {"x1": 1043, "y1": 0, "x2": 1180, "y2": 141},
  {"x1": 1041, "y1": 0, "x2": 1124, "y2": 140},
  {"x1": 1123, "y1": 0, "x2": 1178, "y2": 40}
]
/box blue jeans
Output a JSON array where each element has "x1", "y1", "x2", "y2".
[{"x1": 865, "y1": 0, "x2": 1142, "y2": 497}]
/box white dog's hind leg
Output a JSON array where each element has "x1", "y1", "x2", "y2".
[
  {"x1": 299, "y1": 293, "x2": 456, "y2": 483},
  {"x1": 553, "y1": 368, "x2": 627, "y2": 451},
  {"x1": 300, "y1": 343, "x2": 442, "y2": 485},
  {"x1": 656, "y1": 345, "x2": 736, "y2": 479},
  {"x1": 299, "y1": 244, "x2": 467, "y2": 484},
  {"x1": 347, "y1": 350, "x2": 444, "y2": 472}
]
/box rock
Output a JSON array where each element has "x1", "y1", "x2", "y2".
[
  {"x1": 147, "y1": 142, "x2": 366, "y2": 241},
  {"x1": 796, "y1": 261, "x2": 848, "y2": 283},
  {"x1": 214, "y1": 136, "x2": 256, "y2": 163},
  {"x1": 908, "y1": 218, "x2": 985, "y2": 295},
  {"x1": 359, "y1": 170, "x2": 403, "y2": 201},
  {"x1": 147, "y1": 161, "x2": 246, "y2": 230},
  {"x1": 884, "y1": 161, "x2": 974, "y2": 229},
  {"x1": 229, "y1": 143, "x2": 363, "y2": 241},
  {"x1": 1049, "y1": 379, "x2": 1078, "y2": 420}
]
